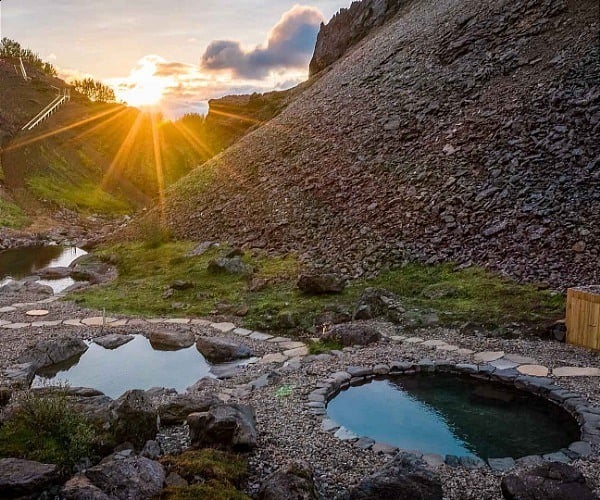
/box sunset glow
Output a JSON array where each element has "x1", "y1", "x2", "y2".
[{"x1": 111, "y1": 56, "x2": 171, "y2": 108}]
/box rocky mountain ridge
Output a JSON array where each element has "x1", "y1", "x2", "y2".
[{"x1": 162, "y1": 0, "x2": 598, "y2": 288}]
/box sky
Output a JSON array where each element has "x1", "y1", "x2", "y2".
[{"x1": 0, "y1": 1, "x2": 347, "y2": 118}]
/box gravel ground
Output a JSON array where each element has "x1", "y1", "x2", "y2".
[{"x1": 2, "y1": 289, "x2": 600, "y2": 499}]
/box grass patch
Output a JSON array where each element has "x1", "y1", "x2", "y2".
[
  {"x1": 160, "y1": 449, "x2": 249, "y2": 499},
  {"x1": 27, "y1": 176, "x2": 130, "y2": 215},
  {"x1": 308, "y1": 339, "x2": 343, "y2": 354},
  {"x1": 0, "y1": 197, "x2": 28, "y2": 228},
  {"x1": 72, "y1": 242, "x2": 565, "y2": 334},
  {"x1": 0, "y1": 388, "x2": 96, "y2": 471}
]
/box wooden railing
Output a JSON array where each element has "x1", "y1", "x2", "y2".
[
  {"x1": 21, "y1": 88, "x2": 71, "y2": 131},
  {"x1": 18, "y1": 57, "x2": 29, "y2": 81}
]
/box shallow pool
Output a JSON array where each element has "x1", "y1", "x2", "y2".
[
  {"x1": 33, "y1": 334, "x2": 218, "y2": 398},
  {"x1": 326, "y1": 375, "x2": 579, "y2": 459}
]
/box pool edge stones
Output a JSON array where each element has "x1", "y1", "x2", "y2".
[{"x1": 311, "y1": 358, "x2": 597, "y2": 472}]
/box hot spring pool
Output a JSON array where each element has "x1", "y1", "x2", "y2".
[{"x1": 326, "y1": 374, "x2": 579, "y2": 460}]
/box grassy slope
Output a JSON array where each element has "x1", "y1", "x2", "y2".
[
  {"x1": 0, "y1": 197, "x2": 29, "y2": 228},
  {"x1": 72, "y1": 241, "x2": 564, "y2": 335}
]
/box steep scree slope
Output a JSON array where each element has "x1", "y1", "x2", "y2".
[{"x1": 164, "y1": 0, "x2": 599, "y2": 288}]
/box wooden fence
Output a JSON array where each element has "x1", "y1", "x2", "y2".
[{"x1": 566, "y1": 287, "x2": 600, "y2": 350}]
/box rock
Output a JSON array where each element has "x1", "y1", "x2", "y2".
[
  {"x1": 323, "y1": 323, "x2": 382, "y2": 347},
  {"x1": 196, "y1": 336, "x2": 252, "y2": 362},
  {"x1": 187, "y1": 403, "x2": 257, "y2": 451},
  {"x1": 297, "y1": 273, "x2": 346, "y2": 294},
  {"x1": 187, "y1": 241, "x2": 219, "y2": 256},
  {"x1": 207, "y1": 256, "x2": 252, "y2": 275},
  {"x1": 170, "y1": 280, "x2": 194, "y2": 290},
  {"x1": 94, "y1": 334, "x2": 134, "y2": 350},
  {"x1": 17, "y1": 336, "x2": 88, "y2": 369},
  {"x1": 140, "y1": 440, "x2": 161, "y2": 460},
  {"x1": 165, "y1": 472, "x2": 189, "y2": 487},
  {"x1": 348, "y1": 452, "x2": 443, "y2": 499},
  {"x1": 0, "y1": 458, "x2": 60, "y2": 498},
  {"x1": 84, "y1": 454, "x2": 165, "y2": 500},
  {"x1": 149, "y1": 329, "x2": 195, "y2": 349},
  {"x1": 0, "y1": 386, "x2": 12, "y2": 406},
  {"x1": 354, "y1": 288, "x2": 405, "y2": 322},
  {"x1": 70, "y1": 254, "x2": 116, "y2": 284},
  {"x1": 258, "y1": 461, "x2": 317, "y2": 500},
  {"x1": 108, "y1": 390, "x2": 158, "y2": 449},
  {"x1": 38, "y1": 266, "x2": 72, "y2": 279},
  {"x1": 501, "y1": 462, "x2": 597, "y2": 500},
  {"x1": 157, "y1": 394, "x2": 219, "y2": 425},
  {"x1": 3, "y1": 362, "x2": 36, "y2": 386},
  {"x1": 62, "y1": 475, "x2": 110, "y2": 500}
]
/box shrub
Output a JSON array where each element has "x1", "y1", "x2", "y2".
[
  {"x1": 0, "y1": 388, "x2": 96, "y2": 471},
  {"x1": 308, "y1": 339, "x2": 343, "y2": 354}
]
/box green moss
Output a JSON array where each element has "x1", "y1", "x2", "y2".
[
  {"x1": 72, "y1": 242, "x2": 564, "y2": 334},
  {"x1": 0, "y1": 197, "x2": 28, "y2": 228},
  {"x1": 161, "y1": 449, "x2": 247, "y2": 484},
  {"x1": 308, "y1": 339, "x2": 343, "y2": 355},
  {"x1": 27, "y1": 176, "x2": 130, "y2": 215},
  {"x1": 0, "y1": 388, "x2": 96, "y2": 471},
  {"x1": 160, "y1": 483, "x2": 250, "y2": 500}
]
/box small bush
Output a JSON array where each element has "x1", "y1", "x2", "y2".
[
  {"x1": 308, "y1": 339, "x2": 343, "y2": 354},
  {"x1": 0, "y1": 388, "x2": 96, "y2": 471}
]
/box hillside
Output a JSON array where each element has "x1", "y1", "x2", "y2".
[{"x1": 163, "y1": 0, "x2": 599, "y2": 288}]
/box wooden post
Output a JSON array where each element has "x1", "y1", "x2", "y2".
[{"x1": 566, "y1": 286, "x2": 600, "y2": 350}]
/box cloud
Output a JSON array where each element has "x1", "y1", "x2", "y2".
[{"x1": 201, "y1": 5, "x2": 323, "y2": 79}]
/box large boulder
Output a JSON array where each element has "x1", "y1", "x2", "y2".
[
  {"x1": 70, "y1": 254, "x2": 116, "y2": 284},
  {"x1": 258, "y1": 461, "x2": 318, "y2": 500},
  {"x1": 3, "y1": 362, "x2": 36, "y2": 386},
  {"x1": 297, "y1": 273, "x2": 346, "y2": 294},
  {"x1": 17, "y1": 336, "x2": 88, "y2": 369},
  {"x1": 108, "y1": 390, "x2": 158, "y2": 449},
  {"x1": 187, "y1": 403, "x2": 257, "y2": 451},
  {"x1": 501, "y1": 462, "x2": 597, "y2": 500},
  {"x1": 207, "y1": 256, "x2": 252, "y2": 275},
  {"x1": 348, "y1": 453, "x2": 443, "y2": 500},
  {"x1": 196, "y1": 336, "x2": 252, "y2": 362},
  {"x1": 323, "y1": 323, "x2": 381, "y2": 347},
  {"x1": 38, "y1": 266, "x2": 72, "y2": 279},
  {"x1": 353, "y1": 288, "x2": 405, "y2": 322},
  {"x1": 62, "y1": 475, "x2": 110, "y2": 500},
  {"x1": 157, "y1": 394, "x2": 219, "y2": 425},
  {"x1": 94, "y1": 334, "x2": 133, "y2": 350},
  {"x1": 0, "y1": 458, "x2": 60, "y2": 499},
  {"x1": 149, "y1": 329, "x2": 195, "y2": 350},
  {"x1": 0, "y1": 279, "x2": 54, "y2": 297},
  {"x1": 84, "y1": 454, "x2": 165, "y2": 500}
]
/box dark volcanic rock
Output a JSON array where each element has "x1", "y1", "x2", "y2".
[
  {"x1": 297, "y1": 273, "x2": 346, "y2": 294},
  {"x1": 108, "y1": 390, "x2": 158, "y2": 449},
  {"x1": 258, "y1": 461, "x2": 318, "y2": 500},
  {"x1": 17, "y1": 336, "x2": 88, "y2": 369},
  {"x1": 70, "y1": 254, "x2": 116, "y2": 284},
  {"x1": 38, "y1": 266, "x2": 72, "y2": 279},
  {"x1": 84, "y1": 454, "x2": 165, "y2": 500},
  {"x1": 354, "y1": 288, "x2": 405, "y2": 322},
  {"x1": 157, "y1": 394, "x2": 219, "y2": 425},
  {"x1": 148, "y1": 329, "x2": 195, "y2": 349},
  {"x1": 94, "y1": 334, "x2": 133, "y2": 350},
  {"x1": 196, "y1": 336, "x2": 252, "y2": 362},
  {"x1": 62, "y1": 475, "x2": 110, "y2": 500},
  {"x1": 187, "y1": 403, "x2": 258, "y2": 451},
  {"x1": 501, "y1": 462, "x2": 597, "y2": 500},
  {"x1": 207, "y1": 256, "x2": 252, "y2": 275},
  {"x1": 323, "y1": 323, "x2": 381, "y2": 346},
  {"x1": 348, "y1": 452, "x2": 443, "y2": 500},
  {"x1": 0, "y1": 458, "x2": 60, "y2": 498}
]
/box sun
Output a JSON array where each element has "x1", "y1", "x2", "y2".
[{"x1": 112, "y1": 56, "x2": 170, "y2": 108}]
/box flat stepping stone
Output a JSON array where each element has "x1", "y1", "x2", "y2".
[
  {"x1": 259, "y1": 353, "x2": 288, "y2": 364},
  {"x1": 0, "y1": 320, "x2": 11, "y2": 326},
  {"x1": 191, "y1": 319, "x2": 211, "y2": 326},
  {"x1": 322, "y1": 419, "x2": 340, "y2": 432},
  {"x1": 278, "y1": 341, "x2": 305, "y2": 350},
  {"x1": 31, "y1": 320, "x2": 62, "y2": 327},
  {"x1": 147, "y1": 318, "x2": 165, "y2": 324},
  {"x1": 108, "y1": 319, "x2": 129, "y2": 327},
  {"x1": 25, "y1": 310, "x2": 49, "y2": 317},
  {"x1": 233, "y1": 328, "x2": 253, "y2": 337},
  {"x1": 81, "y1": 317, "x2": 117, "y2": 326},
  {"x1": 517, "y1": 364, "x2": 549, "y2": 377},
  {"x1": 211, "y1": 322, "x2": 236, "y2": 333},
  {"x1": 490, "y1": 359, "x2": 520, "y2": 370},
  {"x1": 283, "y1": 346, "x2": 309, "y2": 357},
  {"x1": 404, "y1": 337, "x2": 424, "y2": 344},
  {"x1": 422, "y1": 454, "x2": 445, "y2": 468},
  {"x1": 422, "y1": 340, "x2": 448, "y2": 348},
  {"x1": 127, "y1": 318, "x2": 148, "y2": 326},
  {"x1": 456, "y1": 348, "x2": 475, "y2": 355},
  {"x1": 372, "y1": 442, "x2": 399, "y2": 455},
  {"x1": 334, "y1": 427, "x2": 358, "y2": 441},
  {"x1": 390, "y1": 335, "x2": 406, "y2": 342},
  {"x1": 474, "y1": 351, "x2": 505, "y2": 363},
  {"x1": 163, "y1": 318, "x2": 190, "y2": 324},
  {"x1": 63, "y1": 319, "x2": 82, "y2": 326},
  {"x1": 1, "y1": 323, "x2": 30, "y2": 329},
  {"x1": 504, "y1": 354, "x2": 538, "y2": 365},
  {"x1": 249, "y1": 332, "x2": 273, "y2": 341},
  {"x1": 267, "y1": 336, "x2": 291, "y2": 343},
  {"x1": 0, "y1": 306, "x2": 17, "y2": 313},
  {"x1": 436, "y1": 344, "x2": 459, "y2": 352},
  {"x1": 553, "y1": 367, "x2": 600, "y2": 377}
]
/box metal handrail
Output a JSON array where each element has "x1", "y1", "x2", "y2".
[{"x1": 21, "y1": 88, "x2": 71, "y2": 131}]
